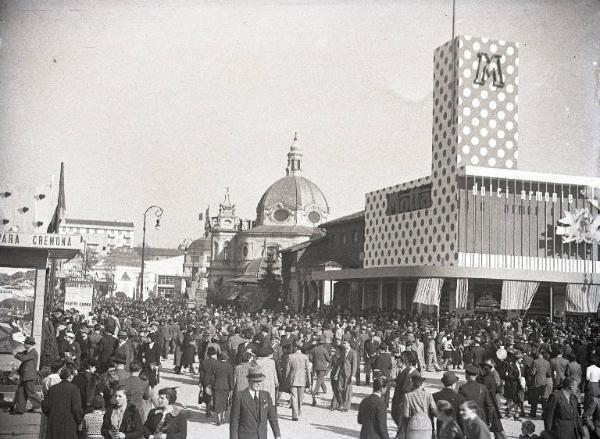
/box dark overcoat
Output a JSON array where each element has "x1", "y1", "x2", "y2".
[
  {"x1": 41, "y1": 380, "x2": 83, "y2": 439},
  {"x1": 544, "y1": 390, "x2": 584, "y2": 439}
]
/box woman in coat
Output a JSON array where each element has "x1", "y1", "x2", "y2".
[
  {"x1": 101, "y1": 387, "x2": 143, "y2": 439},
  {"x1": 255, "y1": 346, "x2": 279, "y2": 403},
  {"x1": 172, "y1": 328, "x2": 185, "y2": 374},
  {"x1": 143, "y1": 387, "x2": 187, "y2": 439},
  {"x1": 401, "y1": 374, "x2": 436, "y2": 439},
  {"x1": 212, "y1": 352, "x2": 234, "y2": 426},
  {"x1": 180, "y1": 329, "x2": 196, "y2": 375}
]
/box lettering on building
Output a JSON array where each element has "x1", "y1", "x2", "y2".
[
  {"x1": 386, "y1": 183, "x2": 433, "y2": 215},
  {"x1": 471, "y1": 182, "x2": 575, "y2": 203},
  {"x1": 473, "y1": 53, "x2": 505, "y2": 88}
]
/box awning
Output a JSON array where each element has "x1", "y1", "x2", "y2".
[
  {"x1": 413, "y1": 278, "x2": 444, "y2": 306},
  {"x1": 500, "y1": 281, "x2": 539, "y2": 310},
  {"x1": 566, "y1": 284, "x2": 600, "y2": 313}
]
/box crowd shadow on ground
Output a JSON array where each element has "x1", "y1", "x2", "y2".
[{"x1": 309, "y1": 423, "x2": 360, "y2": 438}]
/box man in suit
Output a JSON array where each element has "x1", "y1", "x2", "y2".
[
  {"x1": 434, "y1": 371, "x2": 465, "y2": 427},
  {"x1": 358, "y1": 375, "x2": 390, "y2": 439},
  {"x1": 230, "y1": 366, "x2": 281, "y2": 439},
  {"x1": 199, "y1": 346, "x2": 220, "y2": 418},
  {"x1": 96, "y1": 328, "x2": 118, "y2": 373},
  {"x1": 334, "y1": 337, "x2": 358, "y2": 412},
  {"x1": 391, "y1": 351, "x2": 419, "y2": 427},
  {"x1": 373, "y1": 343, "x2": 393, "y2": 407},
  {"x1": 530, "y1": 350, "x2": 552, "y2": 418},
  {"x1": 72, "y1": 358, "x2": 98, "y2": 414},
  {"x1": 363, "y1": 333, "x2": 379, "y2": 385},
  {"x1": 12, "y1": 336, "x2": 42, "y2": 414},
  {"x1": 114, "y1": 330, "x2": 135, "y2": 370},
  {"x1": 120, "y1": 362, "x2": 150, "y2": 423},
  {"x1": 550, "y1": 349, "x2": 570, "y2": 389},
  {"x1": 459, "y1": 364, "x2": 495, "y2": 426},
  {"x1": 310, "y1": 336, "x2": 332, "y2": 406},
  {"x1": 544, "y1": 377, "x2": 584, "y2": 439},
  {"x1": 286, "y1": 340, "x2": 309, "y2": 420},
  {"x1": 41, "y1": 365, "x2": 83, "y2": 439}
]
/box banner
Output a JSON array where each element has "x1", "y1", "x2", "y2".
[
  {"x1": 413, "y1": 278, "x2": 444, "y2": 306},
  {"x1": 64, "y1": 278, "x2": 94, "y2": 315},
  {"x1": 500, "y1": 280, "x2": 539, "y2": 310},
  {"x1": 566, "y1": 283, "x2": 600, "y2": 313}
]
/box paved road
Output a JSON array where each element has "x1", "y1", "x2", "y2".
[{"x1": 1, "y1": 356, "x2": 545, "y2": 439}]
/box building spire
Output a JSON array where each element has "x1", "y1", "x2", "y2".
[{"x1": 286, "y1": 132, "x2": 303, "y2": 176}]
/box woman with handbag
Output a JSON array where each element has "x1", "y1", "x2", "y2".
[{"x1": 143, "y1": 388, "x2": 187, "y2": 439}]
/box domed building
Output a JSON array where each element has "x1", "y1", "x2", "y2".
[{"x1": 206, "y1": 134, "x2": 329, "y2": 300}]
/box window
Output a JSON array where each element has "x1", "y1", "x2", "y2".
[
  {"x1": 267, "y1": 245, "x2": 278, "y2": 260},
  {"x1": 273, "y1": 209, "x2": 290, "y2": 222},
  {"x1": 159, "y1": 276, "x2": 175, "y2": 285},
  {"x1": 224, "y1": 243, "x2": 230, "y2": 260},
  {"x1": 341, "y1": 233, "x2": 347, "y2": 245},
  {"x1": 242, "y1": 246, "x2": 249, "y2": 258},
  {"x1": 308, "y1": 211, "x2": 321, "y2": 224},
  {"x1": 214, "y1": 242, "x2": 219, "y2": 257},
  {"x1": 353, "y1": 231, "x2": 359, "y2": 244}
]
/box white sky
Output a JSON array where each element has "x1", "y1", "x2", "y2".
[{"x1": 1, "y1": 0, "x2": 599, "y2": 247}]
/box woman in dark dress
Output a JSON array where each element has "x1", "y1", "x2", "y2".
[
  {"x1": 180, "y1": 329, "x2": 196, "y2": 375},
  {"x1": 212, "y1": 352, "x2": 234, "y2": 426},
  {"x1": 144, "y1": 388, "x2": 187, "y2": 439}
]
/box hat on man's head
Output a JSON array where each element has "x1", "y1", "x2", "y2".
[
  {"x1": 441, "y1": 371, "x2": 459, "y2": 386},
  {"x1": 479, "y1": 358, "x2": 494, "y2": 368},
  {"x1": 247, "y1": 366, "x2": 266, "y2": 381},
  {"x1": 465, "y1": 364, "x2": 481, "y2": 376},
  {"x1": 113, "y1": 353, "x2": 127, "y2": 364},
  {"x1": 521, "y1": 420, "x2": 535, "y2": 435},
  {"x1": 24, "y1": 336, "x2": 36, "y2": 346}
]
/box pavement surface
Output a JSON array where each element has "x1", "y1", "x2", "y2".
[{"x1": 1, "y1": 356, "x2": 545, "y2": 439}]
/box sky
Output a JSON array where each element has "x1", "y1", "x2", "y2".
[{"x1": 1, "y1": 0, "x2": 599, "y2": 248}]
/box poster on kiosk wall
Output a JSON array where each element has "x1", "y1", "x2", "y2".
[{"x1": 64, "y1": 277, "x2": 94, "y2": 315}]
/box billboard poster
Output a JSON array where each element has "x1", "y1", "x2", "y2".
[
  {"x1": 64, "y1": 277, "x2": 94, "y2": 315},
  {"x1": 0, "y1": 268, "x2": 35, "y2": 353}
]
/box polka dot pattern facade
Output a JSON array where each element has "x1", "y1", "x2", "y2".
[
  {"x1": 364, "y1": 36, "x2": 519, "y2": 269},
  {"x1": 456, "y1": 35, "x2": 519, "y2": 169}
]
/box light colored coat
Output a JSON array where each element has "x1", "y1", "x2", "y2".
[
  {"x1": 286, "y1": 351, "x2": 310, "y2": 387},
  {"x1": 256, "y1": 357, "x2": 279, "y2": 402}
]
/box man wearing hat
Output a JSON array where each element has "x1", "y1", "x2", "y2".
[
  {"x1": 12, "y1": 336, "x2": 43, "y2": 414},
  {"x1": 114, "y1": 330, "x2": 134, "y2": 370},
  {"x1": 286, "y1": 340, "x2": 310, "y2": 420},
  {"x1": 433, "y1": 371, "x2": 465, "y2": 427},
  {"x1": 310, "y1": 336, "x2": 331, "y2": 407},
  {"x1": 459, "y1": 364, "x2": 495, "y2": 427},
  {"x1": 230, "y1": 366, "x2": 281, "y2": 439},
  {"x1": 333, "y1": 336, "x2": 358, "y2": 412}
]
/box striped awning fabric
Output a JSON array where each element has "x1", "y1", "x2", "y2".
[
  {"x1": 456, "y1": 278, "x2": 469, "y2": 309},
  {"x1": 566, "y1": 283, "x2": 600, "y2": 313},
  {"x1": 413, "y1": 278, "x2": 444, "y2": 306},
  {"x1": 500, "y1": 280, "x2": 539, "y2": 310}
]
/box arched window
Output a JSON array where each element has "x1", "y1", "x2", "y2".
[
  {"x1": 224, "y1": 242, "x2": 230, "y2": 260},
  {"x1": 242, "y1": 245, "x2": 249, "y2": 258}
]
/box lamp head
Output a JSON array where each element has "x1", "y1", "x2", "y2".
[{"x1": 154, "y1": 218, "x2": 161, "y2": 230}]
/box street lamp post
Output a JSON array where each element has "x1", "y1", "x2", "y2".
[
  {"x1": 139, "y1": 205, "x2": 163, "y2": 300},
  {"x1": 179, "y1": 238, "x2": 196, "y2": 299}
]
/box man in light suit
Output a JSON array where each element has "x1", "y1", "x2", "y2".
[
  {"x1": 230, "y1": 366, "x2": 281, "y2": 439},
  {"x1": 12, "y1": 336, "x2": 43, "y2": 414},
  {"x1": 334, "y1": 336, "x2": 358, "y2": 412},
  {"x1": 286, "y1": 340, "x2": 309, "y2": 421}
]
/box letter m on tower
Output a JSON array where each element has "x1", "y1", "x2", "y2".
[{"x1": 473, "y1": 53, "x2": 505, "y2": 87}]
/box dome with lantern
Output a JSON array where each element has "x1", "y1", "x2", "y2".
[{"x1": 255, "y1": 134, "x2": 329, "y2": 228}]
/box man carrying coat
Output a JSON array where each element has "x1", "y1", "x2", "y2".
[
  {"x1": 230, "y1": 366, "x2": 281, "y2": 439},
  {"x1": 12, "y1": 336, "x2": 43, "y2": 414}
]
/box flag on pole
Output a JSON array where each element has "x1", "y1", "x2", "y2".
[
  {"x1": 47, "y1": 162, "x2": 66, "y2": 233},
  {"x1": 413, "y1": 278, "x2": 444, "y2": 306}
]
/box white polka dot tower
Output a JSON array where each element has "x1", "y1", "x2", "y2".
[
  {"x1": 455, "y1": 36, "x2": 519, "y2": 169},
  {"x1": 364, "y1": 36, "x2": 519, "y2": 269}
]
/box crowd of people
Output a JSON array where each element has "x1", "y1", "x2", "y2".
[{"x1": 8, "y1": 296, "x2": 600, "y2": 439}]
